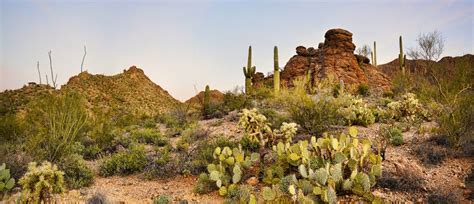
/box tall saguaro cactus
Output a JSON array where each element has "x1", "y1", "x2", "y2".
[
  {"x1": 243, "y1": 46, "x2": 256, "y2": 94},
  {"x1": 273, "y1": 46, "x2": 280, "y2": 95},
  {"x1": 399, "y1": 36, "x2": 406, "y2": 75},
  {"x1": 203, "y1": 85, "x2": 211, "y2": 117},
  {"x1": 373, "y1": 41, "x2": 377, "y2": 67}
]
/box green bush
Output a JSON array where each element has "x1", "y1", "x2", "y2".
[
  {"x1": 58, "y1": 154, "x2": 93, "y2": 189},
  {"x1": 194, "y1": 173, "x2": 216, "y2": 194},
  {"x1": 19, "y1": 161, "x2": 65, "y2": 203},
  {"x1": 437, "y1": 94, "x2": 474, "y2": 149},
  {"x1": 99, "y1": 144, "x2": 147, "y2": 176},
  {"x1": 131, "y1": 128, "x2": 168, "y2": 146},
  {"x1": 219, "y1": 90, "x2": 251, "y2": 113},
  {"x1": 357, "y1": 84, "x2": 370, "y2": 96},
  {"x1": 153, "y1": 195, "x2": 171, "y2": 204},
  {"x1": 24, "y1": 91, "x2": 88, "y2": 162}
]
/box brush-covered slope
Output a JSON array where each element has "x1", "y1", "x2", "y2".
[
  {"x1": 63, "y1": 66, "x2": 181, "y2": 116},
  {"x1": 379, "y1": 54, "x2": 474, "y2": 78},
  {"x1": 185, "y1": 89, "x2": 224, "y2": 110},
  {"x1": 0, "y1": 84, "x2": 53, "y2": 116}
]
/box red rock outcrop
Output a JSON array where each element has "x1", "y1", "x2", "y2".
[{"x1": 271, "y1": 28, "x2": 391, "y2": 91}]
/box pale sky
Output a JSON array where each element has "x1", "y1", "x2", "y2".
[{"x1": 1, "y1": 0, "x2": 473, "y2": 101}]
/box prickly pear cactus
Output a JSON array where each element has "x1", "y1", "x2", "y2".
[
  {"x1": 206, "y1": 145, "x2": 259, "y2": 195},
  {"x1": 0, "y1": 163, "x2": 15, "y2": 195}
]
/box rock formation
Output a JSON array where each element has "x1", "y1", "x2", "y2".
[{"x1": 257, "y1": 28, "x2": 391, "y2": 91}]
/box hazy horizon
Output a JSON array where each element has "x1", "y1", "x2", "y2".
[{"x1": 1, "y1": 0, "x2": 473, "y2": 101}]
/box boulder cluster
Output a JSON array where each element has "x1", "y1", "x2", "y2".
[{"x1": 256, "y1": 28, "x2": 391, "y2": 91}]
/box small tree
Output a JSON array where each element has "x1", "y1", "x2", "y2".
[
  {"x1": 356, "y1": 44, "x2": 371, "y2": 58},
  {"x1": 408, "y1": 30, "x2": 445, "y2": 73}
]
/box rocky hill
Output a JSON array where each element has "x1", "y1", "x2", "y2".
[
  {"x1": 0, "y1": 83, "x2": 53, "y2": 116},
  {"x1": 379, "y1": 54, "x2": 474, "y2": 79},
  {"x1": 184, "y1": 89, "x2": 224, "y2": 110},
  {"x1": 63, "y1": 66, "x2": 181, "y2": 116},
  {"x1": 254, "y1": 28, "x2": 391, "y2": 91}
]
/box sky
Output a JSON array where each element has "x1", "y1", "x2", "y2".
[{"x1": 1, "y1": 0, "x2": 473, "y2": 101}]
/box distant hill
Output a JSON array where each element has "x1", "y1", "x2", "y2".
[
  {"x1": 378, "y1": 54, "x2": 474, "y2": 79},
  {"x1": 0, "y1": 84, "x2": 53, "y2": 116},
  {"x1": 62, "y1": 66, "x2": 181, "y2": 116},
  {"x1": 185, "y1": 89, "x2": 224, "y2": 110}
]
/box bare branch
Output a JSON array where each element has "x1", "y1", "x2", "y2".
[
  {"x1": 37, "y1": 61, "x2": 42, "y2": 84},
  {"x1": 81, "y1": 45, "x2": 87, "y2": 72},
  {"x1": 356, "y1": 44, "x2": 371, "y2": 58},
  {"x1": 48, "y1": 50, "x2": 57, "y2": 88}
]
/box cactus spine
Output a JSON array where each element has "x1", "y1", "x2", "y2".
[
  {"x1": 273, "y1": 46, "x2": 280, "y2": 95},
  {"x1": 203, "y1": 85, "x2": 211, "y2": 117},
  {"x1": 243, "y1": 46, "x2": 256, "y2": 94},
  {"x1": 399, "y1": 36, "x2": 406, "y2": 75},
  {"x1": 373, "y1": 41, "x2": 377, "y2": 67}
]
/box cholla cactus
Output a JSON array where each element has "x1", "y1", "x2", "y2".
[
  {"x1": 337, "y1": 95, "x2": 375, "y2": 126},
  {"x1": 19, "y1": 161, "x2": 65, "y2": 203},
  {"x1": 387, "y1": 93, "x2": 423, "y2": 122},
  {"x1": 279, "y1": 122, "x2": 298, "y2": 143},
  {"x1": 238, "y1": 108, "x2": 272, "y2": 149}
]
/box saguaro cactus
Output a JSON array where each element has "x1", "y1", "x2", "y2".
[
  {"x1": 399, "y1": 36, "x2": 406, "y2": 75},
  {"x1": 243, "y1": 46, "x2": 256, "y2": 94},
  {"x1": 203, "y1": 85, "x2": 211, "y2": 117},
  {"x1": 373, "y1": 41, "x2": 377, "y2": 67},
  {"x1": 273, "y1": 46, "x2": 280, "y2": 95}
]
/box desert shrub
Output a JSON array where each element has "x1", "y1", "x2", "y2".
[
  {"x1": 259, "y1": 108, "x2": 289, "y2": 130},
  {"x1": 99, "y1": 143, "x2": 147, "y2": 176},
  {"x1": 436, "y1": 93, "x2": 474, "y2": 149},
  {"x1": 131, "y1": 128, "x2": 168, "y2": 146},
  {"x1": 0, "y1": 114, "x2": 24, "y2": 143},
  {"x1": 337, "y1": 95, "x2": 375, "y2": 126},
  {"x1": 188, "y1": 137, "x2": 240, "y2": 174},
  {"x1": 0, "y1": 144, "x2": 33, "y2": 180},
  {"x1": 224, "y1": 184, "x2": 253, "y2": 203},
  {"x1": 414, "y1": 143, "x2": 447, "y2": 165},
  {"x1": 82, "y1": 144, "x2": 102, "y2": 160},
  {"x1": 194, "y1": 173, "x2": 217, "y2": 194},
  {"x1": 176, "y1": 126, "x2": 208, "y2": 152},
  {"x1": 427, "y1": 189, "x2": 462, "y2": 204},
  {"x1": 376, "y1": 168, "x2": 426, "y2": 192},
  {"x1": 157, "y1": 105, "x2": 196, "y2": 136},
  {"x1": 24, "y1": 91, "x2": 88, "y2": 162},
  {"x1": 58, "y1": 154, "x2": 93, "y2": 189},
  {"x1": 281, "y1": 83, "x2": 344, "y2": 134},
  {"x1": 219, "y1": 91, "x2": 251, "y2": 113},
  {"x1": 19, "y1": 161, "x2": 65, "y2": 203},
  {"x1": 87, "y1": 192, "x2": 108, "y2": 204},
  {"x1": 0, "y1": 163, "x2": 16, "y2": 199},
  {"x1": 357, "y1": 83, "x2": 370, "y2": 96},
  {"x1": 153, "y1": 195, "x2": 171, "y2": 204}
]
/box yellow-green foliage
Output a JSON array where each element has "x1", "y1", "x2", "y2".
[
  {"x1": 25, "y1": 91, "x2": 88, "y2": 162},
  {"x1": 19, "y1": 161, "x2": 65, "y2": 203},
  {"x1": 59, "y1": 154, "x2": 93, "y2": 189},
  {"x1": 99, "y1": 143, "x2": 147, "y2": 176}
]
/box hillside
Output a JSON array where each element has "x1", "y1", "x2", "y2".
[
  {"x1": 378, "y1": 54, "x2": 474, "y2": 78},
  {"x1": 0, "y1": 83, "x2": 53, "y2": 116},
  {"x1": 63, "y1": 66, "x2": 181, "y2": 116},
  {"x1": 184, "y1": 89, "x2": 224, "y2": 110}
]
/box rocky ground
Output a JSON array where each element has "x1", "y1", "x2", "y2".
[{"x1": 5, "y1": 116, "x2": 471, "y2": 204}]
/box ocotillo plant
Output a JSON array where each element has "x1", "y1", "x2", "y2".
[
  {"x1": 273, "y1": 46, "x2": 280, "y2": 95},
  {"x1": 203, "y1": 85, "x2": 211, "y2": 117},
  {"x1": 373, "y1": 41, "x2": 377, "y2": 67},
  {"x1": 37, "y1": 61, "x2": 41, "y2": 84},
  {"x1": 399, "y1": 36, "x2": 406, "y2": 75},
  {"x1": 243, "y1": 46, "x2": 256, "y2": 94}
]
